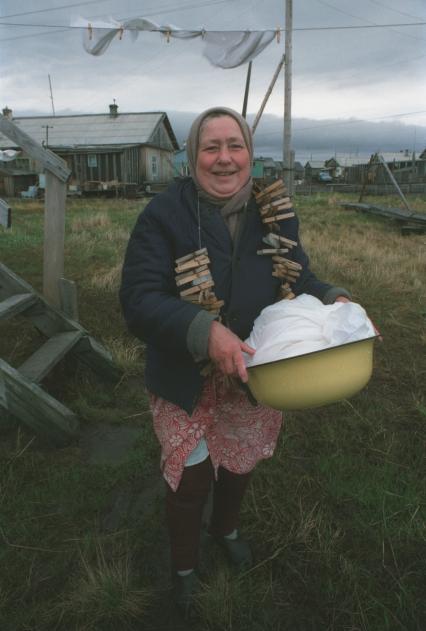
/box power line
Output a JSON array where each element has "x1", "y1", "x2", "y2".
[
  {"x1": 0, "y1": 0, "x2": 109, "y2": 20},
  {"x1": 1, "y1": 18, "x2": 426, "y2": 33},
  {"x1": 0, "y1": 0, "x2": 233, "y2": 42},
  {"x1": 313, "y1": 0, "x2": 426, "y2": 42},
  {"x1": 366, "y1": 0, "x2": 426, "y2": 22},
  {"x1": 293, "y1": 20, "x2": 426, "y2": 31}
]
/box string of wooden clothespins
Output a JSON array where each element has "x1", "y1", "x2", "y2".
[
  {"x1": 174, "y1": 180, "x2": 302, "y2": 317},
  {"x1": 174, "y1": 248, "x2": 224, "y2": 316},
  {"x1": 254, "y1": 179, "x2": 302, "y2": 301}
]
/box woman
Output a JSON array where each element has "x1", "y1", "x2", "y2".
[{"x1": 120, "y1": 107, "x2": 350, "y2": 615}]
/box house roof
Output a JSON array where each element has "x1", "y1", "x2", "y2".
[
  {"x1": 304, "y1": 160, "x2": 325, "y2": 168},
  {"x1": 326, "y1": 156, "x2": 368, "y2": 167},
  {"x1": 0, "y1": 112, "x2": 179, "y2": 151},
  {"x1": 373, "y1": 151, "x2": 414, "y2": 163}
]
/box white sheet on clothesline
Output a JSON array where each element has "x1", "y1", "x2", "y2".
[
  {"x1": 244, "y1": 294, "x2": 375, "y2": 367},
  {"x1": 72, "y1": 17, "x2": 277, "y2": 68},
  {"x1": 0, "y1": 149, "x2": 20, "y2": 162}
]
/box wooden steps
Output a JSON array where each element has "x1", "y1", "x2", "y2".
[
  {"x1": 18, "y1": 330, "x2": 83, "y2": 383},
  {"x1": 0, "y1": 262, "x2": 121, "y2": 445},
  {"x1": 0, "y1": 293, "x2": 38, "y2": 320}
]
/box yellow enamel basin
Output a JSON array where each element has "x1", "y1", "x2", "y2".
[{"x1": 247, "y1": 336, "x2": 377, "y2": 411}]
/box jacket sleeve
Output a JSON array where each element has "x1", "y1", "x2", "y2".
[{"x1": 119, "y1": 202, "x2": 206, "y2": 355}]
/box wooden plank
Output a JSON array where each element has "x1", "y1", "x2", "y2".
[
  {"x1": 0, "y1": 198, "x2": 11, "y2": 228},
  {"x1": 0, "y1": 116, "x2": 71, "y2": 182},
  {"x1": 262, "y1": 212, "x2": 295, "y2": 223},
  {"x1": 43, "y1": 172, "x2": 66, "y2": 307},
  {"x1": 59, "y1": 277, "x2": 79, "y2": 321},
  {"x1": 0, "y1": 293, "x2": 38, "y2": 320},
  {"x1": 18, "y1": 331, "x2": 83, "y2": 383},
  {"x1": 175, "y1": 248, "x2": 207, "y2": 264},
  {"x1": 257, "y1": 248, "x2": 289, "y2": 255},
  {"x1": 254, "y1": 179, "x2": 286, "y2": 200},
  {"x1": 0, "y1": 359, "x2": 78, "y2": 445},
  {"x1": 72, "y1": 336, "x2": 122, "y2": 382}
]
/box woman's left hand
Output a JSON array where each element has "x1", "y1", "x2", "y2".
[{"x1": 208, "y1": 321, "x2": 255, "y2": 383}]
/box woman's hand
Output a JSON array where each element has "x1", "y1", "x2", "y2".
[{"x1": 208, "y1": 321, "x2": 255, "y2": 383}]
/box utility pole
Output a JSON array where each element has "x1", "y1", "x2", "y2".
[
  {"x1": 48, "y1": 74, "x2": 56, "y2": 117},
  {"x1": 41, "y1": 125, "x2": 53, "y2": 147},
  {"x1": 283, "y1": 0, "x2": 293, "y2": 193}
]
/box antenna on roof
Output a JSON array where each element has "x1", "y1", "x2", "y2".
[{"x1": 48, "y1": 74, "x2": 56, "y2": 117}]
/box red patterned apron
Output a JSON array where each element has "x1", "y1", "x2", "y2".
[{"x1": 149, "y1": 372, "x2": 283, "y2": 491}]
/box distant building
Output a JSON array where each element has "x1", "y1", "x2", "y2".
[
  {"x1": 304, "y1": 160, "x2": 327, "y2": 182},
  {"x1": 173, "y1": 148, "x2": 190, "y2": 178},
  {"x1": 0, "y1": 104, "x2": 179, "y2": 196}
]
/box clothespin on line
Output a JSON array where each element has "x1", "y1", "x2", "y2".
[
  {"x1": 88, "y1": 22, "x2": 93, "y2": 40},
  {"x1": 275, "y1": 26, "x2": 281, "y2": 44},
  {"x1": 118, "y1": 26, "x2": 124, "y2": 40},
  {"x1": 165, "y1": 29, "x2": 171, "y2": 43}
]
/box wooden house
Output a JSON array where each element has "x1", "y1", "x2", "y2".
[
  {"x1": 0, "y1": 104, "x2": 179, "y2": 196},
  {"x1": 324, "y1": 156, "x2": 369, "y2": 183},
  {"x1": 304, "y1": 160, "x2": 326, "y2": 181}
]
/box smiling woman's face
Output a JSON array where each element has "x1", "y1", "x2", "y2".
[{"x1": 195, "y1": 115, "x2": 251, "y2": 198}]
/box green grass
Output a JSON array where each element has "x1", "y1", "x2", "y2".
[{"x1": 1, "y1": 193, "x2": 426, "y2": 630}]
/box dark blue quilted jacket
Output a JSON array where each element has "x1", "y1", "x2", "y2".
[{"x1": 120, "y1": 178, "x2": 334, "y2": 414}]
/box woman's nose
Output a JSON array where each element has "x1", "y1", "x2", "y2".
[{"x1": 217, "y1": 146, "x2": 231, "y2": 163}]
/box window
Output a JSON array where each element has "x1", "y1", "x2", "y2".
[
  {"x1": 151, "y1": 155, "x2": 158, "y2": 179},
  {"x1": 87, "y1": 154, "x2": 97, "y2": 168}
]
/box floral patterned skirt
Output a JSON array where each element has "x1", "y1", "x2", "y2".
[{"x1": 149, "y1": 372, "x2": 283, "y2": 492}]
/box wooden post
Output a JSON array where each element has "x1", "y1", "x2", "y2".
[
  {"x1": 0, "y1": 199, "x2": 11, "y2": 228},
  {"x1": 43, "y1": 172, "x2": 66, "y2": 307},
  {"x1": 377, "y1": 154, "x2": 412, "y2": 212},
  {"x1": 252, "y1": 54, "x2": 285, "y2": 135},
  {"x1": 283, "y1": 0, "x2": 293, "y2": 194},
  {"x1": 242, "y1": 61, "x2": 252, "y2": 119},
  {"x1": 59, "y1": 277, "x2": 79, "y2": 320}
]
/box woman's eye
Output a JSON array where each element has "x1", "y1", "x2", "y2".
[{"x1": 230, "y1": 143, "x2": 244, "y2": 150}]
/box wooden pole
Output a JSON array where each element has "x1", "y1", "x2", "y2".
[
  {"x1": 377, "y1": 154, "x2": 412, "y2": 212},
  {"x1": 283, "y1": 0, "x2": 293, "y2": 193},
  {"x1": 43, "y1": 171, "x2": 66, "y2": 307},
  {"x1": 251, "y1": 54, "x2": 285, "y2": 135},
  {"x1": 242, "y1": 61, "x2": 252, "y2": 119}
]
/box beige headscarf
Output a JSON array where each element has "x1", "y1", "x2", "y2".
[{"x1": 186, "y1": 107, "x2": 253, "y2": 225}]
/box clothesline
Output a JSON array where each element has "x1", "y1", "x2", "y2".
[{"x1": 72, "y1": 17, "x2": 282, "y2": 68}]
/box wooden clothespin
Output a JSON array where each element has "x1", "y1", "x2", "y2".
[
  {"x1": 88, "y1": 23, "x2": 93, "y2": 41},
  {"x1": 118, "y1": 26, "x2": 124, "y2": 40},
  {"x1": 166, "y1": 29, "x2": 171, "y2": 43}
]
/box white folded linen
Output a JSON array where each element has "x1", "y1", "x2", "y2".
[{"x1": 244, "y1": 294, "x2": 375, "y2": 367}]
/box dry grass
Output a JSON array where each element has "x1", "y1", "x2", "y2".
[
  {"x1": 70, "y1": 211, "x2": 112, "y2": 232},
  {"x1": 50, "y1": 543, "x2": 152, "y2": 630},
  {"x1": 1, "y1": 193, "x2": 425, "y2": 631},
  {"x1": 89, "y1": 263, "x2": 123, "y2": 291}
]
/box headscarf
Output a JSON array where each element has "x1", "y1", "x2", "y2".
[{"x1": 186, "y1": 107, "x2": 253, "y2": 222}]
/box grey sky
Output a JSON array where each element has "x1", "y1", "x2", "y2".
[{"x1": 1, "y1": 0, "x2": 425, "y2": 158}]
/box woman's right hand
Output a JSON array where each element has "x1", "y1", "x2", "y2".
[{"x1": 207, "y1": 321, "x2": 255, "y2": 383}]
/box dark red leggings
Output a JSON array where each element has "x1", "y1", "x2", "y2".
[{"x1": 165, "y1": 457, "x2": 251, "y2": 571}]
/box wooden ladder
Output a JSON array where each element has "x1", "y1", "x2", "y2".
[{"x1": 0, "y1": 262, "x2": 121, "y2": 445}]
